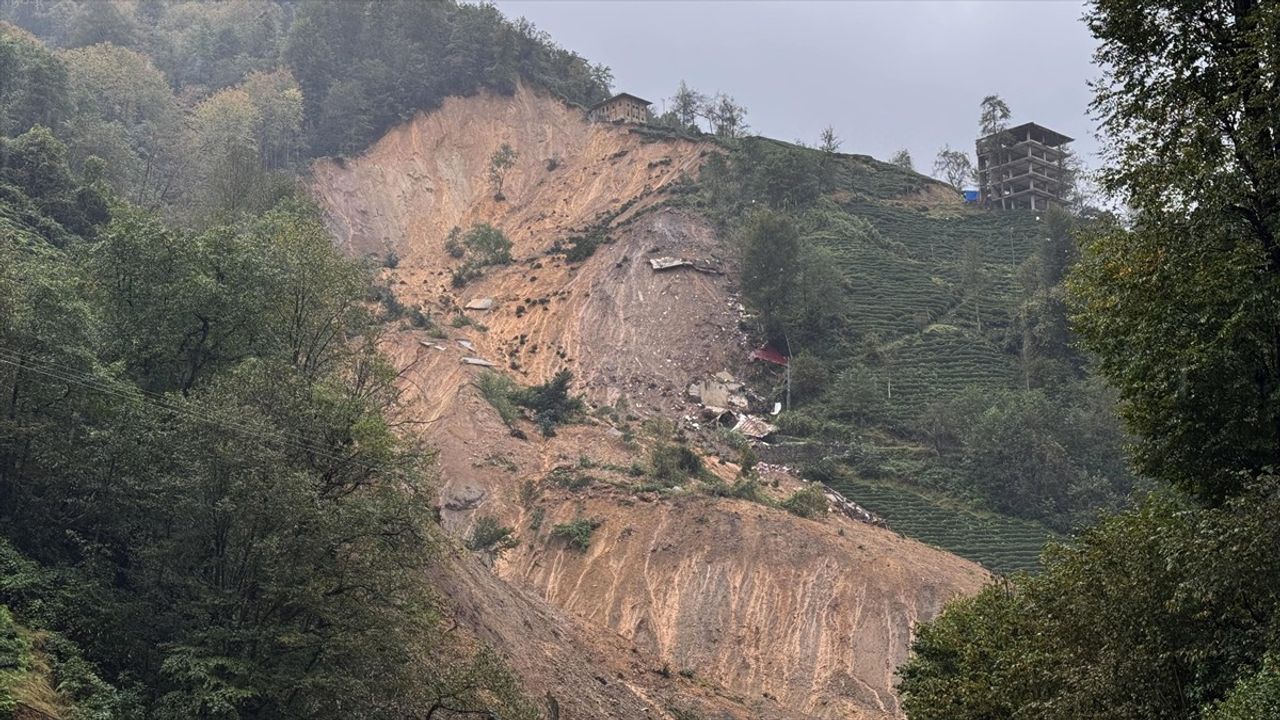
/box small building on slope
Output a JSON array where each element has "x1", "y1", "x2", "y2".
[{"x1": 587, "y1": 93, "x2": 652, "y2": 124}]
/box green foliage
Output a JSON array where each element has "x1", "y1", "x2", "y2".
[
  {"x1": 704, "y1": 477, "x2": 768, "y2": 504},
  {"x1": 648, "y1": 442, "x2": 705, "y2": 486},
  {"x1": 474, "y1": 369, "x2": 583, "y2": 436},
  {"x1": 450, "y1": 223, "x2": 513, "y2": 287},
  {"x1": 0, "y1": 24, "x2": 69, "y2": 139},
  {"x1": 474, "y1": 371, "x2": 521, "y2": 427},
  {"x1": 3, "y1": 1, "x2": 611, "y2": 163},
  {"x1": 511, "y1": 369, "x2": 584, "y2": 437},
  {"x1": 550, "y1": 517, "x2": 601, "y2": 552},
  {"x1": 737, "y1": 209, "x2": 846, "y2": 348},
  {"x1": 444, "y1": 226, "x2": 465, "y2": 258},
  {"x1": 462, "y1": 223, "x2": 513, "y2": 266},
  {"x1": 555, "y1": 228, "x2": 610, "y2": 263},
  {"x1": 283, "y1": 1, "x2": 610, "y2": 156},
  {"x1": 1206, "y1": 656, "x2": 1280, "y2": 720},
  {"x1": 1071, "y1": 0, "x2": 1280, "y2": 504},
  {"x1": 0, "y1": 159, "x2": 533, "y2": 717},
  {"x1": 488, "y1": 142, "x2": 518, "y2": 200},
  {"x1": 467, "y1": 516, "x2": 518, "y2": 555},
  {"x1": 900, "y1": 482, "x2": 1280, "y2": 720},
  {"x1": 781, "y1": 485, "x2": 828, "y2": 518},
  {"x1": 0, "y1": 606, "x2": 30, "y2": 713},
  {"x1": 548, "y1": 467, "x2": 593, "y2": 491}
]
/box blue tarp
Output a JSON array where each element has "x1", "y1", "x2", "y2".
[{"x1": 963, "y1": 190, "x2": 980, "y2": 203}]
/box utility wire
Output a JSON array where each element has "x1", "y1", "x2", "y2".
[{"x1": 0, "y1": 348, "x2": 379, "y2": 471}]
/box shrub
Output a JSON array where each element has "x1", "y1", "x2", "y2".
[
  {"x1": 466, "y1": 516, "x2": 518, "y2": 555},
  {"x1": 782, "y1": 485, "x2": 829, "y2": 518},
  {"x1": 548, "y1": 467, "x2": 592, "y2": 491},
  {"x1": 649, "y1": 442, "x2": 704, "y2": 485},
  {"x1": 450, "y1": 262, "x2": 484, "y2": 288},
  {"x1": 444, "y1": 226, "x2": 465, "y2": 258},
  {"x1": 737, "y1": 444, "x2": 759, "y2": 476},
  {"x1": 0, "y1": 606, "x2": 30, "y2": 673},
  {"x1": 789, "y1": 353, "x2": 830, "y2": 403},
  {"x1": 551, "y1": 517, "x2": 601, "y2": 552},
  {"x1": 383, "y1": 251, "x2": 400, "y2": 268},
  {"x1": 705, "y1": 477, "x2": 768, "y2": 503},
  {"x1": 775, "y1": 412, "x2": 820, "y2": 437},
  {"x1": 512, "y1": 370, "x2": 584, "y2": 436},
  {"x1": 463, "y1": 223, "x2": 513, "y2": 266},
  {"x1": 519, "y1": 479, "x2": 539, "y2": 507},
  {"x1": 474, "y1": 371, "x2": 520, "y2": 426}
]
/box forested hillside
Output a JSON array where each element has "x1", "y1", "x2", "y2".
[
  {"x1": 900, "y1": 1, "x2": 1280, "y2": 718},
  {"x1": 0, "y1": 1, "x2": 609, "y2": 716}
]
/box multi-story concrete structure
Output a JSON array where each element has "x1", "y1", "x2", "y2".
[
  {"x1": 976, "y1": 122, "x2": 1072, "y2": 210},
  {"x1": 587, "y1": 93, "x2": 651, "y2": 124}
]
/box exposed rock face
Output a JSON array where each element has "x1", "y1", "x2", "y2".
[{"x1": 311, "y1": 84, "x2": 987, "y2": 719}]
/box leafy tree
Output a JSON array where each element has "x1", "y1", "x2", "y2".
[
  {"x1": 978, "y1": 93, "x2": 1011, "y2": 136},
  {"x1": 241, "y1": 69, "x2": 305, "y2": 169},
  {"x1": 462, "y1": 223, "x2": 513, "y2": 266},
  {"x1": 902, "y1": 482, "x2": 1280, "y2": 720},
  {"x1": 904, "y1": 3, "x2": 1280, "y2": 717},
  {"x1": 1206, "y1": 657, "x2": 1280, "y2": 720},
  {"x1": 669, "y1": 80, "x2": 706, "y2": 131},
  {"x1": 888, "y1": 148, "x2": 913, "y2": 170},
  {"x1": 186, "y1": 86, "x2": 265, "y2": 217},
  {"x1": 933, "y1": 145, "x2": 974, "y2": 190},
  {"x1": 1071, "y1": 0, "x2": 1280, "y2": 504},
  {"x1": 703, "y1": 93, "x2": 748, "y2": 139},
  {"x1": 818, "y1": 126, "x2": 841, "y2": 153},
  {"x1": 59, "y1": 42, "x2": 183, "y2": 205},
  {"x1": 488, "y1": 142, "x2": 519, "y2": 200},
  {"x1": 0, "y1": 23, "x2": 69, "y2": 137}
]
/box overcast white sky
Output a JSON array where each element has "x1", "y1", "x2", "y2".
[{"x1": 494, "y1": 0, "x2": 1100, "y2": 177}]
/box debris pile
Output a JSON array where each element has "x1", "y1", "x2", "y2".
[
  {"x1": 648, "y1": 256, "x2": 722, "y2": 275},
  {"x1": 686, "y1": 370, "x2": 777, "y2": 440}
]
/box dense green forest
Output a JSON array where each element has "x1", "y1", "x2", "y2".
[
  {"x1": 899, "y1": 0, "x2": 1280, "y2": 717},
  {"x1": 0, "y1": 0, "x2": 608, "y2": 716}
]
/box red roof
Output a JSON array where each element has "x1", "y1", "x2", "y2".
[{"x1": 749, "y1": 346, "x2": 789, "y2": 366}]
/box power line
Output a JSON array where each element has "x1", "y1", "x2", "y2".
[{"x1": 0, "y1": 348, "x2": 380, "y2": 472}]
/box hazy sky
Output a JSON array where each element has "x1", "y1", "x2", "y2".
[{"x1": 494, "y1": 1, "x2": 1101, "y2": 178}]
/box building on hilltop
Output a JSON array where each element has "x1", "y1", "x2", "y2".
[
  {"x1": 975, "y1": 122, "x2": 1073, "y2": 210},
  {"x1": 587, "y1": 93, "x2": 651, "y2": 124}
]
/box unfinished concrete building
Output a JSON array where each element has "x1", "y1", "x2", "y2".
[{"x1": 976, "y1": 122, "x2": 1072, "y2": 210}]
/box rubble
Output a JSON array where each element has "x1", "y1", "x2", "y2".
[{"x1": 732, "y1": 414, "x2": 777, "y2": 440}]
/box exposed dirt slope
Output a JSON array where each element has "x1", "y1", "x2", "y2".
[{"x1": 311, "y1": 85, "x2": 986, "y2": 719}]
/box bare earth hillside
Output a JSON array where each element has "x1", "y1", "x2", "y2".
[{"x1": 311, "y1": 85, "x2": 987, "y2": 719}]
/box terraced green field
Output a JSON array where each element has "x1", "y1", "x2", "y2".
[
  {"x1": 884, "y1": 329, "x2": 1019, "y2": 420},
  {"x1": 796, "y1": 189, "x2": 1060, "y2": 573},
  {"x1": 826, "y1": 474, "x2": 1055, "y2": 575}
]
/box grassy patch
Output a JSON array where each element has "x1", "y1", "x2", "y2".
[
  {"x1": 551, "y1": 517, "x2": 602, "y2": 552},
  {"x1": 781, "y1": 485, "x2": 829, "y2": 518},
  {"x1": 465, "y1": 516, "x2": 518, "y2": 555}
]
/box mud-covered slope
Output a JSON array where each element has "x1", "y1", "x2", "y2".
[{"x1": 311, "y1": 84, "x2": 986, "y2": 719}]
